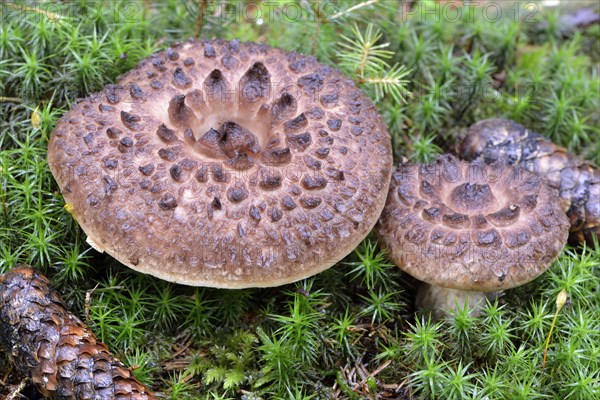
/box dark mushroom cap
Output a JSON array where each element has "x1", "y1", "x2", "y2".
[
  {"x1": 458, "y1": 118, "x2": 599, "y2": 245},
  {"x1": 376, "y1": 154, "x2": 569, "y2": 291},
  {"x1": 48, "y1": 39, "x2": 393, "y2": 288}
]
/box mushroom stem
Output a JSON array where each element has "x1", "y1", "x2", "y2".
[{"x1": 416, "y1": 283, "x2": 500, "y2": 319}]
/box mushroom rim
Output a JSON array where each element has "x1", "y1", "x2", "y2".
[{"x1": 78, "y1": 172, "x2": 391, "y2": 289}]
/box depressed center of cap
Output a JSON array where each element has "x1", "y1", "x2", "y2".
[{"x1": 449, "y1": 183, "x2": 497, "y2": 212}]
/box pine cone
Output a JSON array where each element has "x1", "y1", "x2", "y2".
[
  {"x1": 457, "y1": 118, "x2": 599, "y2": 245},
  {"x1": 0, "y1": 266, "x2": 157, "y2": 400}
]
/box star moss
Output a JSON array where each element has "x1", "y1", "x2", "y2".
[{"x1": 1, "y1": 1, "x2": 598, "y2": 398}]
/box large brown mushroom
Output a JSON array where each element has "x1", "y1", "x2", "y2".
[
  {"x1": 458, "y1": 118, "x2": 599, "y2": 245},
  {"x1": 48, "y1": 39, "x2": 393, "y2": 288},
  {"x1": 376, "y1": 154, "x2": 570, "y2": 317}
]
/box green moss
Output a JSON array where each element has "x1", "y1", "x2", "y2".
[{"x1": 1, "y1": 1, "x2": 599, "y2": 398}]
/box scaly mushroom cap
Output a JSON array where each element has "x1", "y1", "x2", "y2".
[
  {"x1": 376, "y1": 154, "x2": 569, "y2": 291},
  {"x1": 458, "y1": 118, "x2": 599, "y2": 245},
  {"x1": 48, "y1": 39, "x2": 393, "y2": 288}
]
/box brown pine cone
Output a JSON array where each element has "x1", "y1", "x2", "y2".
[
  {"x1": 0, "y1": 266, "x2": 157, "y2": 400},
  {"x1": 457, "y1": 118, "x2": 599, "y2": 245}
]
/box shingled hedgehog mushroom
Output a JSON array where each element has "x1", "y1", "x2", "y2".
[
  {"x1": 376, "y1": 154, "x2": 570, "y2": 317},
  {"x1": 48, "y1": 39, "x2": 393, "y2": 287},
  {"x1": 458, "y1": 118, "x2": 599, "y2": 245}
]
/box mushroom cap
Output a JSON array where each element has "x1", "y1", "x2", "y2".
[
  {"x1": 375, "y1": 154, "x2": 569, "y2": 292},
  {"x1": 48, "y1": 39, "x2": 393, "y2": 288},
  {"x1": 458, "y1": 118, "x2": 600, "y2": 245}
]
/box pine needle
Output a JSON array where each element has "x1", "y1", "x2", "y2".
[
  {"x1": 364, "y1": 64, "x2": 412, "y2": 104},
  {"x1": 2, "y1": 2, "x2": 63, "y2": 22},
  {"x1": 339, "y1": 24, "x2": 393, "y2": 78},
  {"x1": 0, "y1": 97, "x2": 22, "y2": 103},
  {"x1": 339, "y1": 24, "x2": 412, "y2": 104},
  {"x1": 329, "y1": 0, "x2": 380, "y2": 21}
]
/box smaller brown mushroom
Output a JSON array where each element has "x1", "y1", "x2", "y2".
[
  {"x1": 458, "y1": 118, "x2": 599, "y2": 245},
  {"x1": 376, "y1": 154, "x2": 570, "y2": 318}
]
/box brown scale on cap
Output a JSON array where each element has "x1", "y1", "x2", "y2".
[
  {"x1": 0, "y1": 266, "x2": 156, "y2": 400},
  {"x1": 48, "y1": 39, "x2": 393, "y2": 288},
  {"x1": 376, "y1": 154, "x2": 570, "y2": 292},
  {"x1": 458, "y1": 118, "x2": 599, "y2": 246}
]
